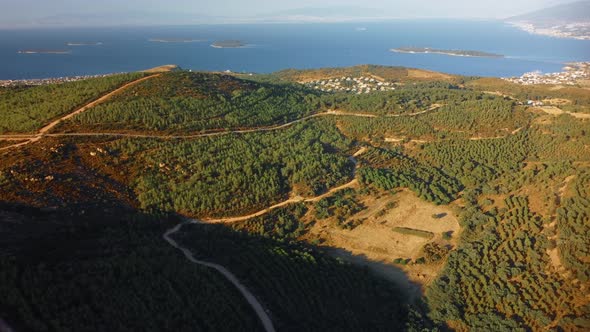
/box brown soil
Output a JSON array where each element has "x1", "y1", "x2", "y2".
[
  {"x1": 535, "y1": 106, "x2": 590, "y2": 119},
  {"x1": 306, "y1": 190, "x2": 460, "y2": 289}
]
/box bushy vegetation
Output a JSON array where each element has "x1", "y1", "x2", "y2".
[
  {"x1": 358, "y1": 148, "x2": 461, "y2": 204},
  {"x1": 332, "y1": 88, "x2": 528, "y2": 139},
  {"x1": 232, "y1": 203, "x2": 308, "y2": 241},
  {"x1": 427, "y1": 196, "x2": 590, "y2": 331},
  {"x1": 0, "y1": 73, "x2": 143, "y2": 133},
  {"x1": 314, "y1": 188, "x2": 365, "y2": 229},
  {"x1": 177, "y1": 222, "x2": 431, "y2": 331},
  {"x1": 2, "y1": 66, "x2": 590, "y2": 331},
  {"x1": 320, "y1": 87, "x2": 452, "y2": 115},
  {"x1": 105, "y1": 120, "x2": 353, "y2": 217},
  {"x1": 0, "y1": 208, "x2": 265, "y2": 332},
  {"x1": 557, "y1": 172, "x2": 590, "y2": 282},
  {"x1": 418, "y1": 132, "x2": 531, "y2": 188},
  {"x1": 65, "y1": 72, "x2": 321, "y2": 133}
]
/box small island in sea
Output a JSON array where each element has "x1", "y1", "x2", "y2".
[
  {"x1": 148, "y1": 38, "x2": 205, "y2": 43},
  {"x1": 66, "y1": 42, "x2": 103, "y2": 46},
  {"x1": 211, "y1": 40, "x2": 246, "y2": 48},
  {"x1": 17, "y1": 49, "x2": 71, "y2": 55},
  {"x1": 391, "y1": 47, "x2": 504, "y2": 58}
]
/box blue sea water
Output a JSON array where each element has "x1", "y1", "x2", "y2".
[{"x1": 0, "y1": 20, "x2": 589, "y2": 79}]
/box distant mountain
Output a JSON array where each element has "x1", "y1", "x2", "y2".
[
  {"x1": 507, "y1": 1, "x2": 590, "y2": 24},
  {"x1": 506, "y1": 1, "x2": 590, "y2": 40},
  {"x1": 268, "y1": 7, "x2": 383, "y2": 18},
  {"x1": 256, "y1": 6, "x2": 396, "y2": 23},
  {"x1": 32, "y1": 11, "x2": 217, "y2": 27}
]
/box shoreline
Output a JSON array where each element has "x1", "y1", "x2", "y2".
[
  {"x1": 507, "y1": 22, "x2": 590, "y2": 41},
  {"x1": 0, "y1": 73, "x2": 124, "y2": 87},
  {"x1": 390, "y1": 49, "x2": 503, "y2": 58}
]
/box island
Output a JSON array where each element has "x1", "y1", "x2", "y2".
[
  {"x1": 211, "y1": 40, "x2": 246, "y2": 48},
  {"x1": 66, "y1": 42, "x2": 103, "y2": 46},
  {"x1": 148, "y1": 39, "x2": 205, "y2": 43},
  {"x1": 17, "y1": 49, "x2": 71, "y2": 55},
  {"x1": 390, "y1": 47, "x2": 504, "y2": 58}
]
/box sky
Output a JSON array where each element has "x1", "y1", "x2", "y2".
[{"x1": 0, "y1": 0, "x2": 578, "y2": 28}]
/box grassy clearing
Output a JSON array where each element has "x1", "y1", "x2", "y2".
[{"x1": 392, "y1": 227, "x2": 434, "y2": 239}]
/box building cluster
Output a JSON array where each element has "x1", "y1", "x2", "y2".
[
  {"x1": 303, "y1": 76, "x2": 397, "y2": 94},
  {"x1": 0, "y1": 73, "x2": 120, "y2": 88},
  {"x1": 511, "y1": 22, "x2": 590, "y2": 41},
  {"x1": 503, "y1": 62, "x2": 590, "y2": 85}
]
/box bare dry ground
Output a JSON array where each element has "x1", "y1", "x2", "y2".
[
  {"x1": 406, "y1": 68, "x2": 453, "y2": 80},
  {"x1": 305, "y1": 189, "x2": 460, "y2": 289},
  {"x1": 535, "y1": 106, "x2": 590, "y2": 119},
  {"x1": 141, "y1": 64, "x2": 179, "y2": 73}
]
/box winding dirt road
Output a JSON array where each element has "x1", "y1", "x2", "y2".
[
  {"x1": 0, "y1": 104, "x2": 441, "y2": 149},
  {"x1": 163, "y1": 223, "x2": 276, "y2": 332},
  {"x1": 202, "y1": 147, "x2": 366, "y2": 224},
  {"x1": 0, "y1": 74, "x2": 160, "y2": 151},
  {"x1": 163, "y1": 147, "x2": 366, "y2": 331}
]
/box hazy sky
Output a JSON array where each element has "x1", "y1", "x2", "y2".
[{"x1": 0, "y1": 0, "x2": 577, "y2": 27}]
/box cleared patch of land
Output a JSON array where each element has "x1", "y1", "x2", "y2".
[
  {"x1": 306, "y1": 190, "x2": 459, "y2": 288},
  {"x1": 535, "y1": 106, "x2": 590, "y2": 119},
  {"x1": 142, "y1": 64, "x2": 179, "y2": 73}
]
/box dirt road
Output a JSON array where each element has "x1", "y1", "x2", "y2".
[
  {"x1": 163, "y1": 222, "x2": 276, "y2": 332},
  {"x1": 202, "y1": 147, "x2": 366, "y2": 223},
  {"x1": 163, "y1": 148, "x2": 366, "y2": 331},
  {"x1": 0, "y1": 74, "x2": 160, "y2": 151}
]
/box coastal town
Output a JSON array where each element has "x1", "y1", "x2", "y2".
[
  {"x1": 503, "y1": 62, "x2": 590, "y2": 85},
  {"x1": 509, "y1": 22, "x2": 590, "y2": 41},
  {"x1": 0, "y1": 73, "x2": 123, "y2": 88},
  {"x1": 303, "y1": 76, "x2": 397, "y2": 94}
]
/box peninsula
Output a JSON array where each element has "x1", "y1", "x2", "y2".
[
  {"x1": 391, "y1": 47, "x2": 504, "y2": 58},
  {"x1": 211, "y1": 40, "x2": 246, "y2": 48}
]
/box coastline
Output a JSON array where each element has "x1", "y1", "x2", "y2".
[
  {"x1": 507, "y1": 22, "x2": 590, "y2": 41},
  {"x1": 390, "y1": 49, "x2": 503, "y2": 58}
]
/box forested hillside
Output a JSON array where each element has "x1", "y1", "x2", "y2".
[
  {"x1": 0, "y1": 73, "x2": 144, "y2": 134},
  {"x1": 1, "y1": 66, "x2": 589, "y2": 331}
]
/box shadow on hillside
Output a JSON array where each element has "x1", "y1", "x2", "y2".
[{"x1": 321, "y1": 246, "x2": 423, "y2": 302}]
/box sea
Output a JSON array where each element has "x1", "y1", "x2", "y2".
[{"x1": 1, "y1": 20, "x2": 589, "y2": 80}]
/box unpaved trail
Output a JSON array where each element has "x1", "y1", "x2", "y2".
[
  {"x1": 203, "y1": 147, "x2": 366, "y2": 224},
  {"x1": 0, "y1": 74, "x2": 160, "y2": 151},
  {"x1": 163, "y1": 222, "x2": 276, "y2": 332},
  {"x1": 386, "y1": 104, "x2": 442, "y2": 117},
  {"x1": 469, "y1": 127, "x2": 523, "y2": 141},
  {"x1": 164, "y1": 148, "x2": 366, "y2": 330},
  {"x1": 0, "y1": 104, "x2": 443, "y2": 150}
]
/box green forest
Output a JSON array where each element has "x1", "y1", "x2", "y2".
[
  {"x1": 102, "y1": 119, "x2": 353, "y2": 217},
  {"x1": 1, "y1": 66, "x2": 589, "y2": 331},
  {"x1": 0, "y1": 73, "x2": 143, "y2": 133},
  {"x1": 61, "y1": 72, "x2": 321, "y2": 133}
]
